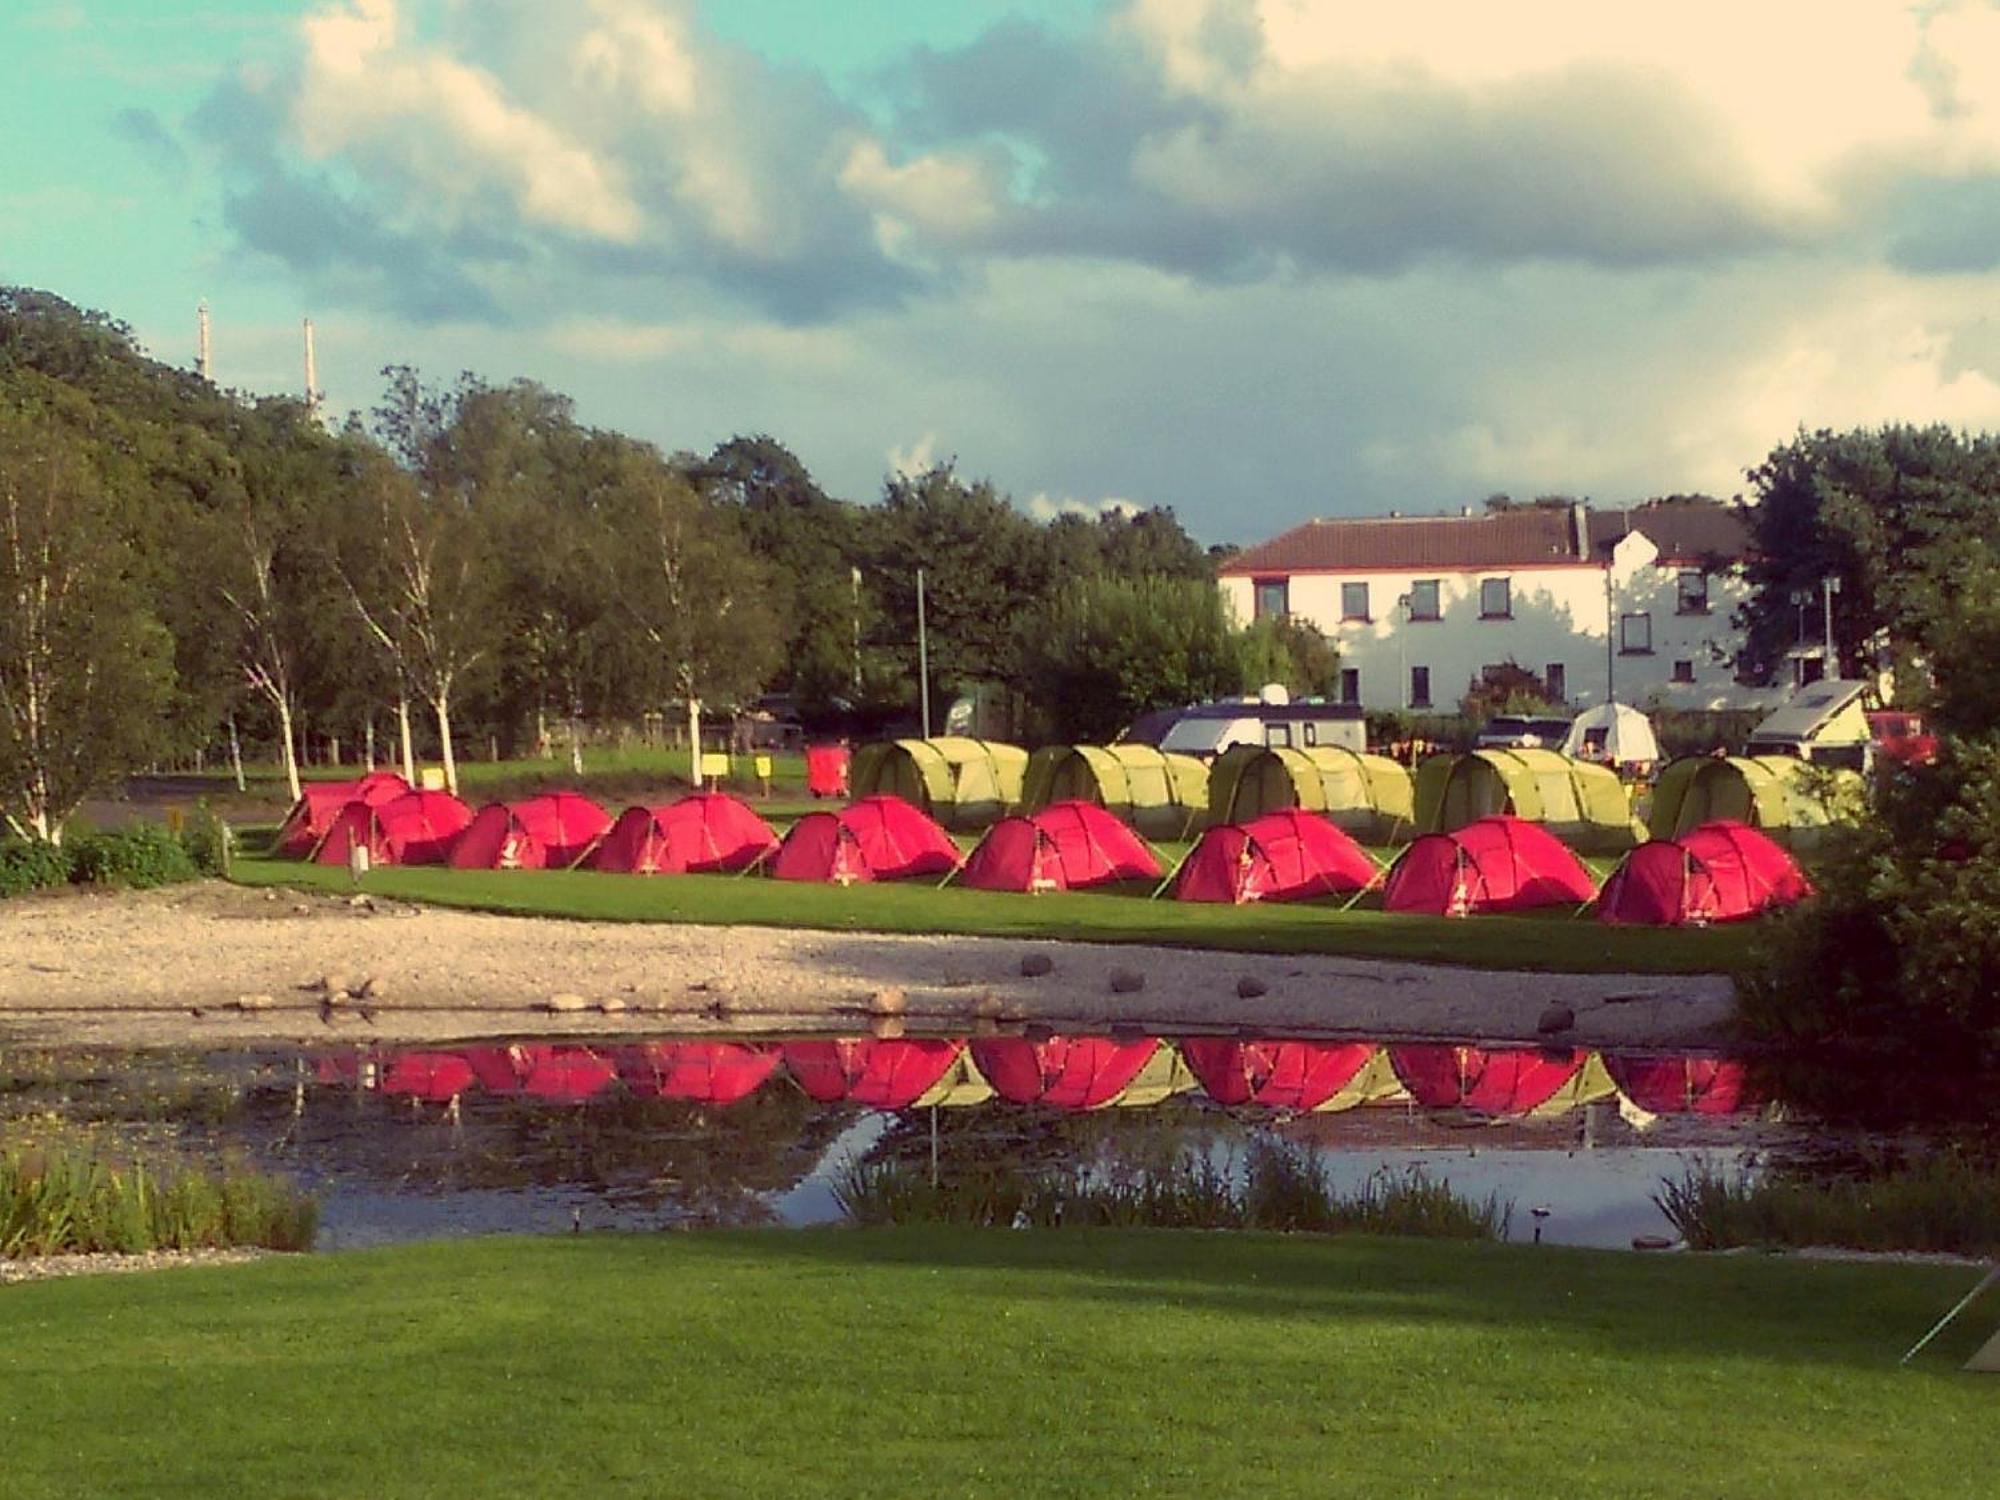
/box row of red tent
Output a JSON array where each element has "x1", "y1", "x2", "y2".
[
  {"x1": 277, "y1": 775, "x2": 1811, "y2": 926},
  {"x1": 321, "y1": 1035, "x2": 1757, "y2": 1117}
]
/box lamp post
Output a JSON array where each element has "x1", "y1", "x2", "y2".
[
  {"x1": 1396, "y1": 593, "x2": 1412, "y2": 708},
  {"x1": 1822, "y1": 574, "x2": 1842, "y2": 676},
  {"x1": 850, "y1": 566, "x2": 862, "y2": 695},
  {"x1": 916, "y1": 567, "x2": 931, "y2": 740}
]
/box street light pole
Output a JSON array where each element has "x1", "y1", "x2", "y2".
[
  {"x1": 850, "y1": 566, "x2": 862, "y2": 694},
  {"x1": 1822, "y1": 574, "x2": 1841, "y2": 676},
  {"x1": 916, "y1": 567, "x2": 931, "y2": 740}
]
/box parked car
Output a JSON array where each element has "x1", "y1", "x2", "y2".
[
  {"x1": 1866, "y1": 710, "x2": 1939, "y2": 766},
  {"x1": 1474, "y1": 714, "x2": 1574, "y2": 751}
]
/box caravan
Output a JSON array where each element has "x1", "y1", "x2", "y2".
[{"x1": 1745, "y1": 680, "x2": 1873, "y2": 772}]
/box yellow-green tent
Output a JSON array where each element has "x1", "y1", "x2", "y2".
[
  {"x1": 849, "y1": 737, "x2": 1029, "y2": 831},
  {"x1": 1206, "y1": 744, "x2": 1416, "y2": 843},
  {"x1": 1645, "y1": 754, "x2": 1862, "y2": 850},
  {"x1": 1412, "y1": 748, "x2": 1644, "y2": 853},
  {"x1": 1019, "y1": 744, "x2": 1209, "y2": 839}
]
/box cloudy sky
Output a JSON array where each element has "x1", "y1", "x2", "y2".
[{"x1": 7, "y1": 0, "x2": 2000, "y2": 542}]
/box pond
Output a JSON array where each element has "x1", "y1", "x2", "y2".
[{"x1": 0, "y1": 1030, "x2": 1844, "y2": 1251}]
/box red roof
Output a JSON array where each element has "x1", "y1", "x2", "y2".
[{"x1": 1223, "y1": 500, "x2": 1746, "y2": 575}]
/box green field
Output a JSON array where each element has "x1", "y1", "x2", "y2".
[
  {"x1": 0, "y1": 1229, "x2": 1991, "y2": 1498},
  {"x1": 230, "y1": 849, "x2": 1752, "y2": 974}
]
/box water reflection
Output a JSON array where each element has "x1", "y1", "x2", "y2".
[{"x1": 0, "y1": 1031, "x2": 1785, "y2": 1252}]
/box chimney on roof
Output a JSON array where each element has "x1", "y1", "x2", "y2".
[
  {"x1": 1389, "y1": 509, "x2": 1402, "y2": 519},
  {"x1": 1570, "y1": 501, "x2": 1589, "y2": 560},
  {"x1": 1460, "y1": 505, "x2": 1472, "y2": 517}
]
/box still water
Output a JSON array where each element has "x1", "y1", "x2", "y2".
[{"x1": 3, "y1": 1033, "x2": 1811, "y2": 1251}]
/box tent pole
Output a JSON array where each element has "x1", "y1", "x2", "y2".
[{"x1": 1899, "y1": 1264, "x2": 2000, "y2": 1365}]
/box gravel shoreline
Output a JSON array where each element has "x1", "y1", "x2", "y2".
[
  {"x1": 0, "y1": 1249, "x2": 272, "y2": 1284},
  {"x1": 1, "y1": 881, "x2": 1738, "y2": 1051}
]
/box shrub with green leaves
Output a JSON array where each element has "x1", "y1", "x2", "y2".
[
  {"x1": 177, "y1": 805, "x2": 232, "y2": 876},
  {"x1": 0, "y1": 837, "x2": 72, "y2": 898},
  {"x1": 1738, "y1": 737, "x2": 2000, "y2": 1124},
  {"x1": 66, "y1": 822, "x2": 199, "y2": 889}
]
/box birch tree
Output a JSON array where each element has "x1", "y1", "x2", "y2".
[
  {"x1": 599, "y1": 452, "x2": 781, "y2": 785},
  {"x1": 0, "y1": 413, "x2": 171, "y2": 840}
]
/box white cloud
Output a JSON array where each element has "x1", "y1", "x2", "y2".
[
  {"x1": 887, "y1": 433, "x2": 940, "y2": 479},
  {"x1": 1024, "y1": 493, "x2": 1143, "y2": 521}
]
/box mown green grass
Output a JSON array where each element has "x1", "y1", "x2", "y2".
[
  {"x1": 0, "y1": 1230, "x2": 1991, "y2": 1499},
  {"x1": 229, "y1": 851, "x2": 1753, "y2": 974}
]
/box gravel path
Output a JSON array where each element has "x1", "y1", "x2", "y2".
[
  {"x1": 0, "y1": 882, "x2": 1738, "y2": 1050},
  {"x1": 0, "y1": 1249, "x2": 271, "y2": 1284}
]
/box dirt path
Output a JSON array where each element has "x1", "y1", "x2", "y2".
[{"x1": 3, "y1": 882, "x2": 1738, "y2": 1051}]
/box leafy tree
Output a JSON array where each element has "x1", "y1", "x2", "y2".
[
  {"x1": 1235, "y1": 615, "x2": 1341, "y2": 699},
  {"x1": 870, "y1": 464, "x2": 1049, "y2": 709},
  {"x1": 1020, "y1": 574, "x2": 1243, "y2": 743},
  {"x1": 1458, "y1": 662, "x2": 1565, "y2": 722},
  {"x1": 0, "y1": 412, "x2": 171, "y2": 839},
  {"x1": 596, "y1": 448, "x2": 783, "y2": 778},
  {"x1": 1738, "y1": 427, "x2": 2000, "y2": 684}
]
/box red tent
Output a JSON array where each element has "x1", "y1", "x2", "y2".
[
  {"x1": 1597, "y1": 820, "x2": 1812, "y2": 926},
  {"x1": 518, "y1": 1045, "x2": 618, "y2": 1102},
  {"x1": 768, "y1": 796, "x2": 961, "y2": 883},
  {"x1": 587, "y1": 794, "x2": 778, "y2": 874},
  {"x1": 1173, "y1": 810, "x2": 1377, "y2": 904},
  {"x1": 458, "y1": 1044, "x2": 532, "y2": 1094},
  {"x1": 381, "y1": 1050, "x2": 477, "y2": 1102},
  {"x1": 805, "y1": 743, "x2": 850, "y2": 798},
  {"x1": 449, "y1": 791, "x2": 612, "y2": 870},
  {"x1": 1389, "y1": 1043, "x2": 1587, "y2": 1114},
  {"x1": 1603, "y1": 1053, "x2": 1756, "y2": 1114},
  {"x1": 970, "y1": 1035, "x2": 1160, "y2": 1109},
  {"x1": 274, "y1": 772, "x2": 410, "y2": 857},
  {"x1": 960, "y1": 801, "x2": 1161, "y2": 893},
  {"x1": 613, "y1": 1041, "x2": 779, "y2": 1104},
  {"x1": 1381, "y1": 816, "x2": 1597, "y2": 916},
  {"x1": 1178, "y1": 1038, "x2": 1379, "y2": 1110},
  {"x1": 313, "y1": 790, "x2": 473, "y2": 866},
  {"x1": 783, "y1": 1038, "x2": 965, "y2": 1108}
]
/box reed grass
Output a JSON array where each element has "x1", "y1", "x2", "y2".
[
  {"x1": 0, "y1": 1139, "x2": 317, "y2": 1257},
  {"x1": 832, "y1": 1142, "x2": 1511, "y2": 1240},
  {"x1": 1656, "y1": 1154, "x2": 2000, "y2": 1255}
]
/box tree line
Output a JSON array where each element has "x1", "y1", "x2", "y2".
[{"x1": 0, "y1": 288, "x2": 1332, "y2": 838}]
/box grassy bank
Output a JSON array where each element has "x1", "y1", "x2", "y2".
[
  {"x1": 1660, "y1": 1157, "x2": 2000, "y2": 1256},
  {"x1": 0, "y1": 1229, "x2": 1992, "y2": 1498},
  {"x1": 228, "y1": 851, "x2": 1753, "y2": 974}
]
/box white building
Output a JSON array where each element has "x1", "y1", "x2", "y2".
[{"x1": 1217, "y1": 500, "x2": 1773, "y2": 714}]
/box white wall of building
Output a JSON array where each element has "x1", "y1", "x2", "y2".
[{"x1": 1222, "y1": 537, "x2": 1769, "y2": 713}]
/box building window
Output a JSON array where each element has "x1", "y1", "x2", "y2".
[
  {"x1": 1340, "y1": 581, "x2": 1369, "y2": 620},
  {"x1": 1479, "y1": 577, "x2": 1511, "y2": 619},
  {"x1": 1253, "y1": 577, "x2": 1288, "y2": 620},
  {"x1": 1620, "y1": 613, "x2": 1653, "y2": 654},
  {"x1": 1545, "y1": 663, "x2": 1566, "y2": 701},
  {"x1": 1302, "y1": 722, "x2": 1319, "y2": 747},
  {"x1": 1676, "y1": 570, "x2": 1710, "y2": 615},
  {"x1": 1672, "y1": 659, "x2": 1696, "y2": 683},
  {"x1": 1410, "y1": 666, "x2": 1431, "y2": 708},
  {"x1": 1264, "y1": 723, "x2": 1292, "y2": 747},
  {"x1": 1339, "y1": 668, "x2": 1361, "y2": 705},
  {"x1": 1408, "y1": 579, "x2": 1441, "y2": 620}
]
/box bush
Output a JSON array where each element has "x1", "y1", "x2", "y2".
[
  {"x1": 66, "y1": 822, "x2": 199, "y2": 890},
  {"x1": 1737, "y1": 737, "x2": 2000, "y2": 1125},
  {"x1": 177, "y1": 805, "x2": 232, "y2": 876},
  {"x1": 1657, "y1": 1155, "x2": 2000, "y2": 1255},
  {"x1": 0, "y1": 838, "x2": 72, "y2": 898}
]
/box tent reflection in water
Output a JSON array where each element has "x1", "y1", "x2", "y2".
[
  {"x1": 1597, "y1": 820, "x2": 1812, "y2": 926},
  {"x1": 1602, "y1": 1053, "x2": 1756, "y2": 1116},
  {"x1": 768, "y1": 795, "x2": 962, "y2": 883},
  {"x1": 1173, "y1": 810, "x2": 1377, "y2": 904},
  {"x1": 613, "y1": 1042, "x2": 779, "y2": 1103},
  {"x1": 1389, "y1": 1044, "x2": 1616, "y2": 1116},
  {"x1": 449, "y1": 791, "x2": 611, "y2": 870},
  {"x1": 1177, "y1": 1039, "x2": 1399, "y2": 1111},
  {"x1": 959, "y1": 801, "x2": 1161, "y2": 893},
  {"x1": 312, "y1": 789, "x2": 473, "y2": 866},
  {"x1": 1381, "y1": 815, "x2": 1598, "y2": 916},
  {"x1": 587, "y1": 793, "x2": 779, "y2": 874},
  {"x1": 782, "y1": 1038, "x2": 967, "y2": 1109}
]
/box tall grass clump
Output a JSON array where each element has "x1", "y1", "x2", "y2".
[
  {"x1": 1657, "y1": 1155, "x2": 2000, "y2": 1255},
  {"x1": 832, "y1": 1145, "x2": 1510, "y2": 1241},
  {"x1": 0, "y1": 1141, "x2": 316, "y2": 1257}
]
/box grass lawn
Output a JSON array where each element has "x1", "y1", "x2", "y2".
[
  {"x1": 229, "y1": 851, "x2": 1755, "y2": 974},
  {"x1": 0, "y1": 1229, "x2": 1991, "y2": 1498}
]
